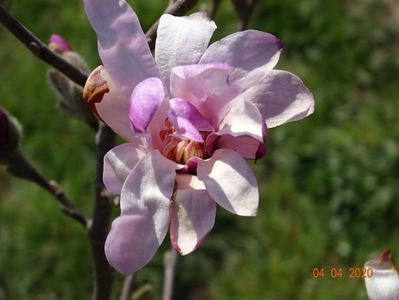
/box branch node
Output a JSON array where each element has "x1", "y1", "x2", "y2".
[{"x1": 29, "y1": 41, "x2": 41, "y2": 55}]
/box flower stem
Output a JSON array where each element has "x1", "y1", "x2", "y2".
[
  {"x1": 162, "y1": 249, "x2": 178, "y2": 300},
  {"x1": 119, "y1": 274, "x2": 134, "y2": 300}
]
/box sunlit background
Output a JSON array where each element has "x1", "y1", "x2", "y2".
[{"x1": 1, "y1": 0, "x2": 398, "y2": 299}]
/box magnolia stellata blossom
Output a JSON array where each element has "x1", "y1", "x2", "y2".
[
  {"x1": 83, "y1": 0, "x2": 314, "y2": 275},
  {"x1": 365, "y1": 250, "x2": 399, "y2": 300}
]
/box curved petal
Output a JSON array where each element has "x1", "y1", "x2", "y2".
[
  {"x1": 206, "y1": 134, "x2": 263, "y2": 159},
  {"x1": 105, "y1": 214, "x2": 163, "y2": 275},
  {"x1": 84, "y1": 0, "x2": 159, "y2": 97},
  {"x1": 170, "y1": 63, "x2": 237, "y2": 126},
  {"x1": 175, "y1": 174, "x2": 206, "y2": 190},
  {"x1": 107, "y1": 150, "x2": 179, "y2": 274},
  {"x1": 168, "y1": 98, "x2": 213, "y2": 142},
  {"x1": 129, "y1": 77, "x2": 165, "y2": 133},
  {"x1": 120, "y1": 150, "x2": 179, "y2": 215},
  {"x1": 155, "y1": 13, "x2": 216, "y2": 86},
  {"x1": 200, "y1": 30, "x2": 283, "y2": 80},
  {"x1": 170, "y1": 63, "x2": 233, "y2": 102},
  {"x1": 243, "y1": 70, "x2": 315, "y2": 128},
  {"x1": 103, "y1": 140, "x2": 151, "y2": 194},
  {"x1": 170, "y1": 189, "x2": 216, "y2": 255},
  {"x1": 147, "y1": 99, "x2": 171, "y2": 151},
  {"x1": 94, "y1": 68, "x2": 135, "y2": 141},
  {"x1": 205, "y1": 98, "x2": 264, "y2": 158},
  {"x1": 217, "y1": 98, "x2": 263, "y2": 141},
  {"x1": 196, "y1": 149, "x2": 259, "y2": 216}
]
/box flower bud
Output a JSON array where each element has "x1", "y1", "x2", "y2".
[
  {"x1": 48, "y1": 34, "x2": 72, "y2": 54},
  {"x1": 47, "y1": 34, "x2": 97, "y2": 129},
  {"x1": 364, "y1": 250, "x2": 399, "y2": 300},
  {"x1": 0, "y1": 107, "x2": 22, "y2": 160}
]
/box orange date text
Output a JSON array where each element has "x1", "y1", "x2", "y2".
[{"x1": 312, "y1": 267, "x2": 373, "y2": 279}]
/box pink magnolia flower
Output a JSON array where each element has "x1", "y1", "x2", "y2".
[{"x1": 83, "y1": 0, "x2": 314, "y2": 275}]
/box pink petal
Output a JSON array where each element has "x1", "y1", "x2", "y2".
[
  {"x1": 106, "y1": 150, "x2": 178, "y2": 274},
  {"x1": 170, "y1": 63, "x2": 237, "y2": 127},
  {"x1": 120, "y1": 150, "x2": 178, "y2": 215},
  {"x1": 239, "y1": 70, "x2": 315, "y2": 128},
  {"x1": 206, "y1": 134, "x2": 263, "y2": 159},
  {"x1": 170, "y1": 63, "x2": 233, "y2": 102},
  {"x1": 256, "y1": 123, "x2": 268, "y2": 160},
  {"x1": 103, "y1": 140, "x2": 151, "y2": 194},
  {"x1": 196, "y1": 149, "x2": 259, "y2": 216},
  {"x1": 155, "y1": 13, "x2": 216, "y2": 85},
  {"x1": 200, "y1": 30, "x2": 282, "y2": 78},
  {"x1": 105, "y1": 214, "x2": 163, "y2": 275},
  {"x1": 147, "y1": 99, "x2": 171, "y2": 151},
  {"x1": 170, "y1": 189, "x2": 216, "y2": 255},
  {"x1": 49, "y1": 34, "x2": 72, "y2": 52},
  {"x1": 205, "y1": 98, "x2": 264, "y2": 159},
  {"x1": 168, "y1": 98, "x2": 213, "y2": 142},
  {"x1": 217, "y1": 98, "x2": 263, "y2": 141},
  {"x1": 129, "y1": 77, "x2": 165, "y2": 133},
  {"x1": 175, "y1": 174, "x2": 206, "y2": 190},
  {"x1": 95, "y1": 68, "x2": 135, "y2": 142},
  {"x1": 84, "y1": 0, "x2": 159, "y2": 97}
]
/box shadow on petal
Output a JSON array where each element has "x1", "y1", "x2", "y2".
[{"x1": 105, "y1": 214, "x2": 162, "y2": 275}]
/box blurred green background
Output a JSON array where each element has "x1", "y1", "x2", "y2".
[{"x1": 1, "y1": 0, "x2": 399, "y2": 299}]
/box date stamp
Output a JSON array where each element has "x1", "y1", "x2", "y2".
[{"x1": 312, "y1": 267, "x2": 374, "y2": 279}]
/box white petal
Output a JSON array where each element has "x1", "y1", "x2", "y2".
[
  {"x1": 95, "y1": 69, "x2": 135, "y2": 142},
  {"x1": 120, "y1": 150, "x2": 178, "y2": 216},
  {"x1": 200, "y1": 30, "x2": 282, "y2": 83},
  {"x1": 103, "y1": 140, "x2": 151, "y2": 194},
  {"x1": 155, "y1": 13, "x2": 216, "y2": 86},
  {"x1": 170, "y1": 189, "x2": 216, "y2": 255},
  {"x1": 240, "y1": 70, "x2": 315, "y2": 128},
  {"x1": 84, "y1": 0, "x2": 159, "y2": 97},
  {"x1": 196, "y1": 149, "x2": 259, "y2": 216},
  {"x1": 217, "y1": 98, "x2": 263, "y2": 141}
]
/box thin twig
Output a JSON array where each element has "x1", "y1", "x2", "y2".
[
  {"x1": 162, "y1": 249, "x2": 178, "y2": 300},
  {"x1": 146, "y1": 0, "x2": 199, "y2": 50},
  {"x1": 0, "y1": 5, "x2": 88, "y2": 87},
  {"x1": 6, "y1": 151, "x2": 89, "y2": 228},
  {"x1": 230, "y1": 0, "x2": 259, "y2": 31},
  {"x1": 88, "y1": 123, "x2": 116, "y2": 300},
  {"x1": 208, "y1": 0, "x2": 221, "y2": 20}
]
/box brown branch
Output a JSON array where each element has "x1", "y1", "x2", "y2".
[
  {"x1": 0, "y1": 5, "x2": 88, "y2": 87},
  {"x1": 88, "y1": 123, "x2": 116, "y2": 300},
  {"x1": 208, "y1": 0, "x2": 221, "y2": 20},
  {"x1": 231, "y1": 0, "x2": 259, "y2": 31},
  {"x1": 146, "y1": 0, "x2": 200, "y2": 50},
  {"x1": 6, "y1": 151, "x2": 89, "y2": 228}
]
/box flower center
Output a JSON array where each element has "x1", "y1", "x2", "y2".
[{"x1": 160, "y1": 119, "x2": 210, "y2": 164}]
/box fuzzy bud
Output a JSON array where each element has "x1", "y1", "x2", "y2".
[
  {"x1": 0, "y1": 107, "x2": 22, "y2": 160},
  {"x1": 47, "y1": 34, "x2": 97, "y2": 129},
  {"x1": 48, "y1": 34, "x2": 72, "y2": 54}
]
